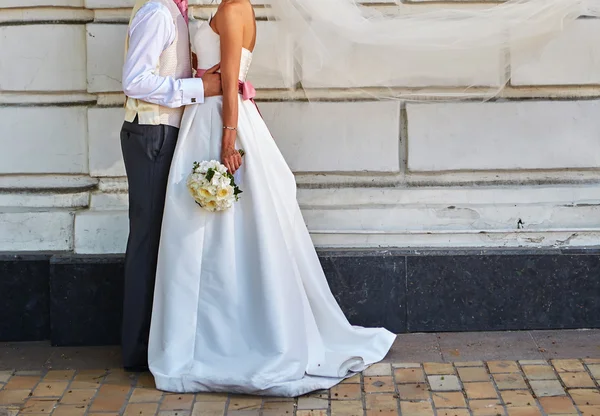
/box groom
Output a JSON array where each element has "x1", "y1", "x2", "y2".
[{"x1": 120, "y1": 0, "x2": 221, "y2": 371}]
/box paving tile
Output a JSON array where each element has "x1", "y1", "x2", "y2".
[
  {"x1": 4, "y1": 376, "x2": 40, "y2": 390},
  {"x1": 330, "y1": 400, "x2": 363, "y2": 416},
  {"x1": 493, "y1": 373, "x2": 528, "y2": 390},
  {"x1": 43, "y1": 370, "x2": 75, "y2": 381},
  {"x1": 135, "y1": 373, "x2": 156, "y2": 389},
  {"x1": 52, "y1": 404, "x2": 88, "y2": 416},
  {"x1": 261, "y1": 401, "x2": 295, "y2": 415},
  {"x1": 397, "y1": 383, "x2": 430, "y2": 400},
  {"x1": 468, "y1": 399, "x2": 504, "y2": 416},
  {"x1": 553, "y1": 359, "x2": 586, "y2": 373},
  {"x1": 129, "y1": 387, "x2": 164, "y2": 403},
  {"x1": 584, "y1": 359, "x2": 600, "y2": 365},
  {"x1": 158, "y1": 411, "x2": 190, "y2": 416},
  {"x1": 455, "y1": 362, "x2": 484, "y2": 367},
  {"x1": 432, "y1": 392, "x2": 467, "y2": 408},
  {"x1": 89, "y1": 393, "x2": 128, "y2": 412},
  {"x1": 400, "y1": 401, "x2": 434, "y2": 416},
  {"x1": 501, "y1": 391, "x2": 536, "y2": 407},
  {"x1": 364, "y1": 363, "x2": 392, "y2": 376},
  {"x1": 506, "y1": 407, "x2": 542, "y2": 416},
  {"x1": 522, "y1": 365, "x2": 557, "y2": 380},
  {"x1": 578, "y1": 405, "x2": 600, "y2": 416},
  {"x1": 32, "y1": 381, "x2": 69, "y2": 397},
  {"x1": 123, "y1": 403, "x2": 159, "y2": 416},
  {"x1": 297, "y1": 395, "x2": 328, "y2": 410},
  {"x1": 70, "y1": 370, "x2": 107, "y2": 389},
  {"x1": 60, "y1": 389, "x2": 97, "y2": 405},
  {"x1": 195, "y1": 393, "x2": 228, "y2": 403},
  {"x1": 529, "y1": 380, "x2": 566, "y2": 397},
  {"x1": 519, "y1": 360, "x2": 547, "y2": 366},
  {"x1": 341, "y1": 373, "x2": 361, "y2": 384},
  {"x1": 0, "y1": 370, "x2": 13, "y2": 383},
  {"x1": 539, "y1": 396, "x2": 578, "y2": 414},
  {"x1": 20, "y1": 398, "x2": 59, "y2": 413},
  {"x1": 570, "y1": 389, "x2": 600, "y2": 406},
  {"x1": 392, "y1": 363, "x2": 421, "y2": 368},
  {"x1": 365, "y1": 411, "x2": 398, "y2": 416},
  {"x1": 488, "y1": 361, "x2": 520, "y2": 374},
  {"x1": 424, "y1": 363, "x2": 454, "y2": 375},
  {"x1": 464, "y1": 382, "x2": 498, "y2": 400},
  {"x1": 0, "y1": 389, "x2": 32, "y2": 404},
  {"x1": 365, "y1": 393, "x2": 397, "y2": 411},
  {"x1": 559, "y1": 372, "x2": 596, "y2": 388},
  {"x1": 364, "y1": 376, "x2": 395, "y2": 393},
  {"x1": 330, "y1": 383, "x2": 361, "y2": 400},
  {"x1": 457, "y1": 367, "x2": 490, "y2": 382},
  {"x1": 15, "y1": 370, "x2": 43, "y2": 376},
  {"x1": 437, "y1": 409, "x2": 471, "y2": 416},
  {"x1": 296, "y1": 411, "x2": 326, "y2": 416},
  {"x1": 429, "y1": 375, "x2": 461, "y2": 392},
  {"x1": 160, "y1": 394, "x2": 195, "y2": 411},
  {"x1": 191, "y1": 401, "x2": 226, "y2": 416},
  {"x1": 395, "y1": 367, "x2": 426, "y2": 383},
  {"x1": 589, "y1": 365, "x2": 600, "y2": 379}
]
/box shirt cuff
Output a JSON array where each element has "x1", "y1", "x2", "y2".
[{"x1": 181, "y1": 78, "x2": 205, "y2": 105}]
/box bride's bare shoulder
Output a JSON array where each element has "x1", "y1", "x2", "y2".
[{"x1": 217, "y1": 0, "x2": 253, "y2": 20}]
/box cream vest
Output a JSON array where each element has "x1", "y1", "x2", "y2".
[{"x1": 124, "y1": 0, "x2": 192, "y2": 128}]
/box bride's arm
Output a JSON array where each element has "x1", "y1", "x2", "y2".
[{"x1": 216, "y1": 4, "x2": 244, "y2": 174}]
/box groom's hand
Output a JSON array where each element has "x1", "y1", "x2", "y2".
[{"x1": 202, "y1": 64, "x2": 222, "y2": 97}]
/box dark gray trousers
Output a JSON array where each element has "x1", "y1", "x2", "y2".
[{"x1": 120, "y1": 118, "x2": 178, "y2": 370}]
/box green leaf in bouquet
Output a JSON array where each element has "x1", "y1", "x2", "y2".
[
  {"x1": 205, "y1": 168, "x2": 215, "y2": 182},
  {"x1": 238, "y1": 149, "x2": 245, "y2": 157},
  {"x1": 192, "y1": 161, "x2": 200, "y2": 172}
]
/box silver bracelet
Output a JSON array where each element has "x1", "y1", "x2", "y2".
[{"x1": 223, "y1": 126, "x2": 237, "y2": 131}]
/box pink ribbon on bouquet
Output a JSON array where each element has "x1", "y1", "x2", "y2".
[{"x1": 195, "y1": 69, "x2": 262, "y2": 117}]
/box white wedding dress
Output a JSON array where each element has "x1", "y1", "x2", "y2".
[{"x1": 148, "y1": 19, "x2": 396, "y2": 397}]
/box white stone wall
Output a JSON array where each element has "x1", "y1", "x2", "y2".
[{"x1": 1, "y1": 2, "x2": 600, "y2": 253}]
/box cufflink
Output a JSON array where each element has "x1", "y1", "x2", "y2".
[{"x1": 191, "y1": 98, "x2": 196, "y2": 103}]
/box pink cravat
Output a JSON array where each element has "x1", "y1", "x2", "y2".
[{"x1": 173, "y1": 0, "x2": 188, "y2": 24}]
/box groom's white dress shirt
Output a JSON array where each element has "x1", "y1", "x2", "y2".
[{"x1": 122, "y1": 1, "x2": 204, "y2": 108}]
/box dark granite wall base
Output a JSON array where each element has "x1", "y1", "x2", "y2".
[
  {"x1": 0, "y1": 254, "x2": 51, "y2": 341},
  {"x1": 1, "y1": 249, "x2": 599, "y2": 345}
]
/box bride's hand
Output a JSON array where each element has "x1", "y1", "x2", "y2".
[{"x1": 222, "y1": 145, "x2": 242, "y2": 174}]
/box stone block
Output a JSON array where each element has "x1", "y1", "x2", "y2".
[
  {"x1": 0, "y1": 211, "x2": 73, "y2": 252},
  {"x1": 260, "y1": 101, "x2": 401, "y2": 172},
  {"x1": 86, "y1": 24, "x2": 128, "y2": 93},
  {"x1": 406, "y1": 101, "x2": 600, "y2": 171},
  {"x1": 301, "y1": 41, "x2": 505, "y2": 88},
  {"x1": 1, "y1": 0, "x2": 82, "y2": 7},
  {"x1": 0, "y1": 25, "x2": 86, "y2": 91},
  {"x1": 511, "y1": 20, "x2": 600, "y2": 86},
  {"x1": 0, "y1": 107, "x2": 88, "y2": 174},
  {"x1": 88, "y1": 108, "x2": 126, "y2": 177},
  {"x1": 74, "y1": 211, "x2": 128, "y2": 254}
]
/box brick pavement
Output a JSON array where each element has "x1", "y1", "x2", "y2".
[{"x1": 1, "y1": 359, "x2": 600, "y2": 416}]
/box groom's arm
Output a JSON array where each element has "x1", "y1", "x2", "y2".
[{"x1": 122, "y1": 2, "x2": 206, "y2": 108}]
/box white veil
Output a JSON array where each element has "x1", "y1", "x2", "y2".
[{"x1": 255, "y1": 0, "x2": 599, "y2": 100}]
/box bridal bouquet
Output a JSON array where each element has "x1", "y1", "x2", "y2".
[{"x1": 186, "y1": 151, "x2": 244, "y2": 212}]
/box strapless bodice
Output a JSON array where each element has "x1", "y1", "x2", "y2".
[{"x1": 190, "y1": 19, "x2": 253, "y2": 82}]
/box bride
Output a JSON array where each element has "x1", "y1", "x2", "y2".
[{"x1": 148, "y1": 0, "x2": 396, "y2": 397}]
